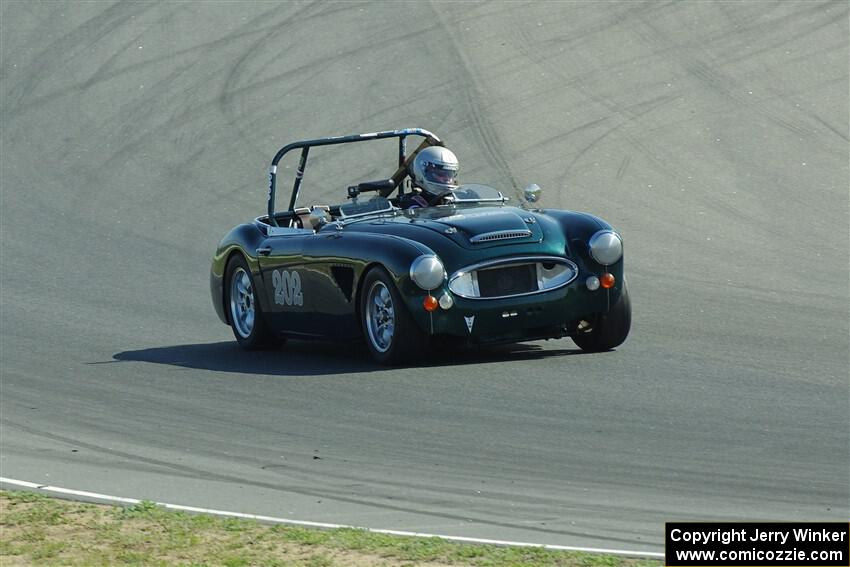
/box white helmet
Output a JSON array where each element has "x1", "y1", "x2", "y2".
[{"x1": 410, "y1": 146, "x2": 459, "y2": 200}]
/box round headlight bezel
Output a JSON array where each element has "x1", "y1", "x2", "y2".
[
  {"x1": 588, "y1": 230, "x2": 623, "y2": 266},
  {"x1": 409, "y1": 255, "x2": 446, "y2": 291}
]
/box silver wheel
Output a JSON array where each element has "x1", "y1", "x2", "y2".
[
  {"x1": 365, "y1": 280, "x2": 395, "y2": 353},
  {"x1": 229, "y1": 267, "x2": 255, "y2": 339}
]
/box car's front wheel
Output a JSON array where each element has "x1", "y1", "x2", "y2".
[
  {"x1": 360, "y1": 267, "x2": 426, "y2": 365},
  {"x1": 226, "y1": 254, "x2": 276, "y2": 349},
  {"x1": 573, "y1": 281, "x2": 631, "y2": 352}
]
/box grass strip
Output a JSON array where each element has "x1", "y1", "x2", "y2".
[{"x1": 1, "y1": 490, "x2": 662, "y2": 566}]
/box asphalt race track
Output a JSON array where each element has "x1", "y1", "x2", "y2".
[{"x1": 1, "y1": 1, "x2": 848, "y2": 554}]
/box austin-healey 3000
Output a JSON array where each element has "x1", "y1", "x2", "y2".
[{"x1": 210, "y1": 128, "x2": 630, "y2": 364}]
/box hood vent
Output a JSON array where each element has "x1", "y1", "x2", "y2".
[{"x1": 470, "y1": 229, "x2": 532, "y2": 244}]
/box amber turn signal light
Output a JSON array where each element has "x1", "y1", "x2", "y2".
[
  {"x1": 600, "y1": 273, "x2": 615, "y2": 289},
  {"x1": 423, "y1": 295, "x2": 439, "y2": 312}
]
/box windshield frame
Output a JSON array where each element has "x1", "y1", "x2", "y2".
[
  {"x1": 337, "y1": 196, "x2": 397, "y2": 219},
  {"x1": 446, "y1": 184, "x2": 509, "y2": 204}
]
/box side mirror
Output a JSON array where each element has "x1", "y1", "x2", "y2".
[{"x1": 523, "y1": 183, "x2": 543, "y2": 203}]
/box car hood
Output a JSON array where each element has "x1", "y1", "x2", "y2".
[
  {"x1": 398, "y1": 206, "x2": 545, "y2": 249},
  {"x1": 340, "y1": 204, "x2": 569, "y2": 271}
]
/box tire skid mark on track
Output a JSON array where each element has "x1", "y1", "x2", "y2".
[
  {"x1": 5, "y1": 21, "x2": 276, "y2": 121},
  {"x1": 3, "y1": 3, "x2": 381, "y2": 121},
  {"x1": 428, "y1": 0, "x2": 521, "y2": 201},
  {"x1": 2, "y1": 2, "x2": 156, "y2": 115},
  {"x1": 507, "y1": 2, "x2": 845, "y2": 247},
  {"x1": 646, "y1": 0, "x2": 838, "y2": 65},
  {"x1": 534, "y1": 94, "x2": 679, "y2": 165},
  {"x1": 79, "y1": 27, "x2": 150, "y2": 91},
  {"x1": 633, "y1": 3, "x2": 845, "y2": 145},
  {"x1": 807, "y1": 111, "x2": 850, "y2": 143},
  {"x1": 3, "y1": 408, "x2": 658, "y2": 521},
  {"x1": 510, "y1": 0, "x2": 846, "y2": 228},
  {"x1": 2, "y1": 419, "x2": 647, "y2": 546},
  {"x1": 168, "y1": 23, "x2": 444, "y2": 137},
  {"x1": 634, "y1": 73, "x2": 849, "y2": 144},
  {"x1": 536, "y1": 2, "x2": 657, "y2": 53},
  {"x1": 509, "y1": 18, "x2": 687, "y2": 192},
  {"x1": 509, "y1": 1, "x2": 845, "y2": 152},
  {"x1": 338, "y1": 91, "x2": 445, "y2": 136},
  {"x1": 218, "y1": 2, "x2": 319, "y2": 155},
  {"x1": 60, "y1": 4, "x2": 416, "y2": 208},
  {"x1": 223, "y1": 27, "x2": 441, "y2": 111},
  {"x1": 712, "y1": 1, "x2": 847, "y2": 67},
  {"x1": 221, "y1": 1, "x2": 409, "y2": 155},
  {"x1": 616, "y1": 155, "x2": 631, "y2": 181}
]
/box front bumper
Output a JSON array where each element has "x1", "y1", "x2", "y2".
[{"x1": 406, "y1": 278, "x2": 624, "y2": 344}]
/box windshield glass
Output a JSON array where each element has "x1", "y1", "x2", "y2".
[
  {"x1": 450, "y1": 184, "x2": 506, "y2": 202},
  {"x1": 338, "y1": 196, "x2": 394, "y2": 218}
]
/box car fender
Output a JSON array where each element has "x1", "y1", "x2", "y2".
[
  {"x1": 210, "y1": 222, "x2": 270, "y2": 324},
  {"x1": 540, "y1": 209, "x2": 625, "y2": 305},
  {"x1": 362, "y1": 234, "x2": 445, "y2": 336},
  {"x1": 306, "y1": 230, "x2": 437, "y2": 327}
]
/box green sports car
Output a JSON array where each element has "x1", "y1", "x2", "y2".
[{"x1": 210, "y1": 128, "x2": 630, "y2": 365}]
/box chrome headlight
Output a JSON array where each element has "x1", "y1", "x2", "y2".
[
  {"x1": 410, "y1": 255, "x2": 446, "y2": 290},
  {"x1": 588, "y1": 230, "x2": 623, "y2": 265}
]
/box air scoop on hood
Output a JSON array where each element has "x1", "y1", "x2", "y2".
[
  {"x1": 420, "y1": 208, "x2": 543, "y2": 247},
  {"x1": 470, "y1": 229, "x2": 532, "y2": 243}
]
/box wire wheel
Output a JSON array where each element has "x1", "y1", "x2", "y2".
[
  {"x1": 365, "y1": 280, "x2": 395, "y2": 353},
  {"x1": 229, "y1": 267, "x2": 256, "y2": 339}
]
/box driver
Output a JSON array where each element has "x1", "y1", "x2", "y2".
[{"x1": 400, "y1": 146, "x2": 459, "y2": 209}]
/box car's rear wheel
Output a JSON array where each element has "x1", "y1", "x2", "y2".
[
  {"x1": 360, "y1": 267, "x2": 426, "y2": 365},
  {"x1": 226, "y1": 254, "x2": 276, "y2": 349},
  {"x1": 573, "y1": 281, "x2": 631, "y2": 352}
]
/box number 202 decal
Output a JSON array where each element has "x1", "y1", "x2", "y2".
[{"x1": 272, "y1": 269, "x2": 303, "y2": 307}]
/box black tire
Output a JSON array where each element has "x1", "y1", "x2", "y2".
[
  {"x1": 573, "y1": 281, "x2": 631, "y2": 352},
  {"x1": 360, "y1": 267, "x2": 427, "y2": 365},
  {"x1": 225, "y1": 254, "x2": 277, "y2": 350}
]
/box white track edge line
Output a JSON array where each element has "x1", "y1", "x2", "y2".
[{"x1": 0, "y1": 477, "x2": 664, "y2": 558}]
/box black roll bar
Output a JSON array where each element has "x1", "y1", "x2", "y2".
[{"x1": 266, "y1": 128, "x2": 442, "y2": 226}]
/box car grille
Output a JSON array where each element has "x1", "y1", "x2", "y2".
[
  {"x1": 448, "y1": 256, "x2": 579, "y2": 299},
  {"x1": 477, "y1": 264, "x2": 536, "y2": 297}
]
